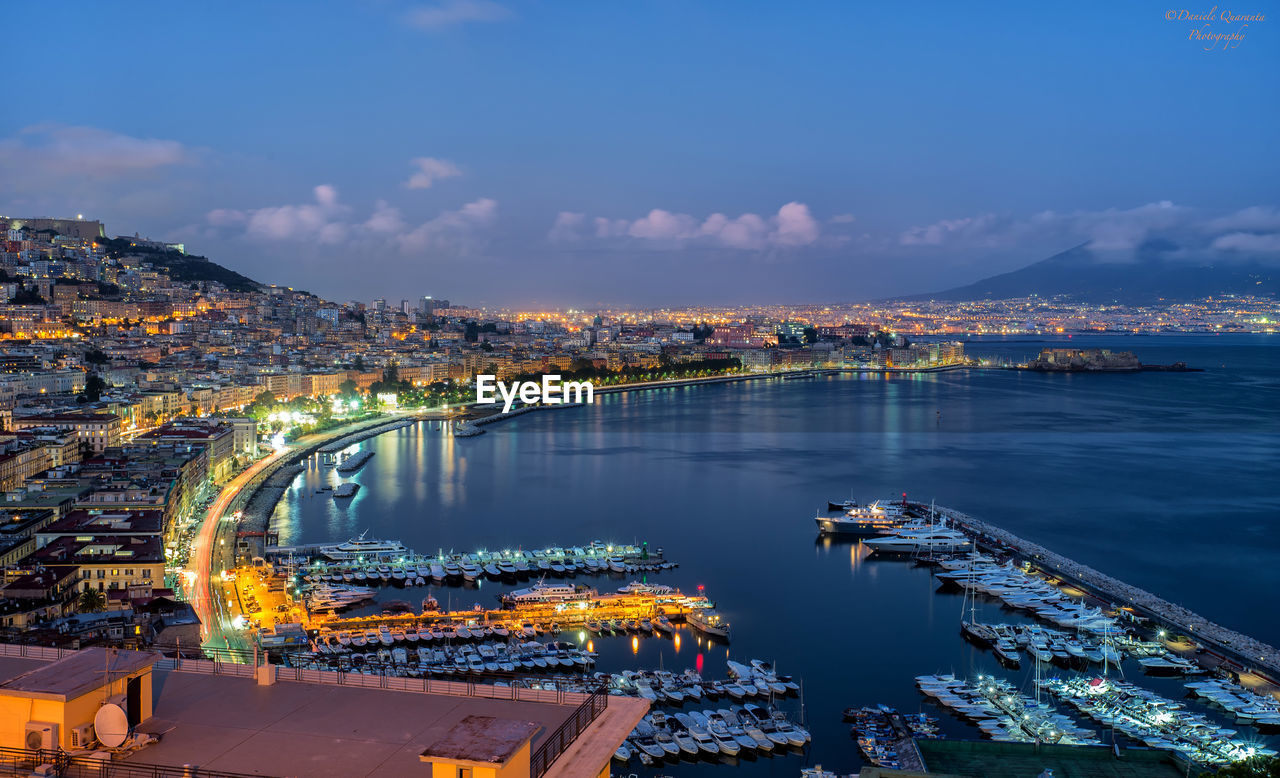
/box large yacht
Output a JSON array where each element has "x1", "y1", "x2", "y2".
[
  {"x1": 319, "y1": 533, "x2": 410, "y2": 561},
  {"x1": 307, "y1": 583, "x2": 376, "y2": 610},
  {"x1": 814, "y1": 499, "x2": 911, "y2": 537},
  {"x1": 500, "y1": 580, "x2": 596, "y2": 606},
  {"x1": 863, "y1": 526, "x2": 971, "y2": 553}
]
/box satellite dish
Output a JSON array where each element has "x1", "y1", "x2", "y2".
[{"x1": 94, "y1": 704, "x2": 129, "y2": 748}]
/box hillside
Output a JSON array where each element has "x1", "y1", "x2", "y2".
[{"x1": 99, "y1": 237, "x2": 260, "y2": 293}]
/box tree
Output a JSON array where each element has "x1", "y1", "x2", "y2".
[
  {"x1": 78, "y1": 588, "x2": 106, "y2": 614},
  {"x1": 84, "y1": 374, "x2": 106, "y2": 402},
  {"x1": 10, "y1": 285, "x2": 45, "y2": 304},
  {"x1": 338, "y1": 379, "x2": 359, "y2": 397},
  {"x1": 803, "y1": 327, "x2": 817, "y2": 344},
  {"x1": 353, "y1": 354, "x2": 365, "y2": 371},
  {"x1": 84, "y1": 348, "x2": 110, "y2": 365},
  {"x1": 254, "y1": 390, "x2": 276, "y2": 406}
]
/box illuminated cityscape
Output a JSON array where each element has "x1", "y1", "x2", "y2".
[{"x1": 1, "y1": 3, "x2": 1277, "y2": 778}]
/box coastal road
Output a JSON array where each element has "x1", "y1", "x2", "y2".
[
  {"x1": 187, "y1": 411, "x2": 430, "y2": 656},
  {"x1": 189, "y1": 448, "x2": 287, "y2": 653}
]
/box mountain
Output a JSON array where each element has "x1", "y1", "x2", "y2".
[{"x1": 910, "y1": 243, "x2": 1279, "y2": 303}]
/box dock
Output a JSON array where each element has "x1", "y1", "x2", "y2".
[
  {"x1": 308, "y1": 591, "x2": 711, "y2": 635},
  {"x1": 922, "y1": 502, "x2": 1280, "y2": 686}
]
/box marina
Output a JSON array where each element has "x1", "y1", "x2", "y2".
[{"x1": 253, "y1": 342, "x2": 1279, "y2": 776}]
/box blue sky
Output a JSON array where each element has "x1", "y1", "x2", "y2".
[{"x1": 3, "y1": 1, "x2": 1278, "y2": 306}]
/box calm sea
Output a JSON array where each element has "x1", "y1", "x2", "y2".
[{"x1": 271, "y1": 333, "x2": 1279, "y2": 775}]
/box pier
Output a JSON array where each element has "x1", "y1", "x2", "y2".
[{"x1": 923, "y1": 502, "x2": 1280, "y2": 686}]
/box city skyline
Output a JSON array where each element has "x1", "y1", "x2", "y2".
[{"x1": 4, "y1": 1, "x2": 1279, "y2": 306}]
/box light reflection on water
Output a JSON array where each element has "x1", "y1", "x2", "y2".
[{"x1": 267, "y1": 334, "x2": 1279, "y2": 775}]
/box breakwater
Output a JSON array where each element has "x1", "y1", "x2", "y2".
[{"x1": 931, "y1": 503, "x2": 1280, "y2": 682}]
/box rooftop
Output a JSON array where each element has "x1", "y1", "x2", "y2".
[
  {"x1": 418, "y1": 715, "x2": 539, "y2": 767},
  {"x1": 126, "y1": 667, "x2": 582, "y2": 777},
  {"x1": 0, "y1": 647, "x2": 156, "y2": 702}
]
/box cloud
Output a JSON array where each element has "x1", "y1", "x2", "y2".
[
  {"x1": 404, "y1": 0, "x2": 511, "y2": 30},
  {"x1": 899, "y1": 201, "x2": 1188, "y2": 252},
  {"x1": 215, "y1": 184, "x2": 351, "y2": 244},
  {"x1": 553, "y1": 202, "x2": 823, "y2": 250},
  {"x1": 0, "y1": 123, "x2": 189, "y2": 180},
  {"x1": 895, "y1": 201, "x2": 1280, "y2": 263},
  {"x1": 1204, "y1": 206, "x2": 1280, "y2": 233},
  {"x1": 405, "y1": 157, "x2": 462, "y2": 189},
  {"x1": 397, "y1": 198, "x2": 498, "y2": 252},
  {"x1": 206, "y1": 188, "x2": 497, "y2": 253},
  {"x1": 1211, "y1": 232, "x2": 1280, "y2": 253},
  {"x1": 829, "y1": 213, "x2": 856, "y2": 224},
  {"x1": 548, "y1": 212, "x2": 585, "y2": 242},
  {"x1": 773, "y1": 202, "x2": 820, "y2": 247},
  {"x1": 363, "y1": 200, "x2": 406, "y2": 235}
]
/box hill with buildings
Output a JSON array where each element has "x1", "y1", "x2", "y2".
[{"x1": 97, "y1": 237, "x2": 261, "y2": 292}]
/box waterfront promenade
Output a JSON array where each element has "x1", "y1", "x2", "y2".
[{"x1": 188, "y1": 411, "x2": 446, "y2": 655}]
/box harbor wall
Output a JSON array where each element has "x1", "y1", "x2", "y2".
[
  {"x1": 928, "y1": 503, "x2": 1280, "y2": 683},
  {"x1": 232, "y1": 416, "x2": 426, "y2": 541}
]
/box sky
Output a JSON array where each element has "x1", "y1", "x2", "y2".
[{"x1": 3, "y1": 1, "x2": 1278, "y2": 307}]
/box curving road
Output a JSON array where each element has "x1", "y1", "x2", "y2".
[
  {"x1": 189, "y1": 448, "x2": 288, "y2": 653},
  {"x1": 187, "y1": 411, "x2": 443, "y2": 656}
]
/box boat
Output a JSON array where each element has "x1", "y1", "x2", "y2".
[
  {"x1": 307, "y1": 583, "x2": 376, "y2": 610},
  {"x1": 863, "y1": 526, "x2": 970, "y2": 553},
  {"x1": 318, "y1": 533, "x2": 410, "y2": 561},
  {"x1": 814, "y1": 499, "x2": 912, "y2": 537},
  {"x1": 686, "y1": 609, "x2": 731, "y2": 640},
  {"x1": 500, "y1": 581, "x2": 596, "y2": 606}
]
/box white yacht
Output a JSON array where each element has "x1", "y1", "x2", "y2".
[
  {"x1": 686, "y1": 609, "x2": 731, "y2": 639},
  {"x1": 814, "y1": 499, "x2": 911, "y2": 537},
  {"x1": 319, "y1": 533, "x2": 409, "y2": 561},
  {"x1": 501, "y1": 581, "x2": 596, "y2": 606},
  {"x1": 863, "y1": 526, "x2": 970, "y2": 553},
  {"x1": 307, "y1": 583, "x2": 376, "y2": 610}
]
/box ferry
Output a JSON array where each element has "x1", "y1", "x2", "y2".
[
  {"x1": 319, "y1": 533, "x2": 409, "y2": 561},
  {"x1": 814, "y1": 499, "x2": 911, "y2": 537},
  {"x1": 501, "y1": 581, "x2": 596, "y2": 606}
]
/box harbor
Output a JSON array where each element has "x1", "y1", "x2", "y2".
[
  {"x1": 245, "y1": 353, "x2": 1279, "y2": 776},
  {"x1": 816, "y1": 495, "x2": 1280, "y2": 772}
]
